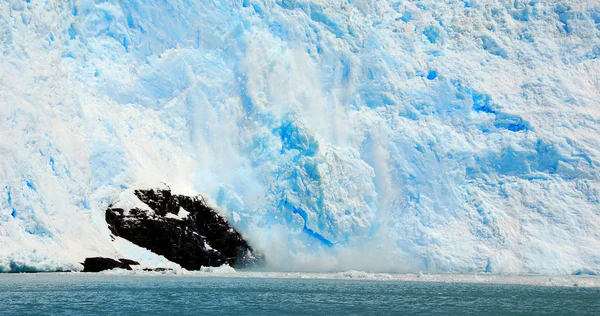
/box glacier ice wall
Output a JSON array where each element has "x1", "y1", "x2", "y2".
[{"x1": 1, "y1": 0, "x2": 599, "y2": 273}]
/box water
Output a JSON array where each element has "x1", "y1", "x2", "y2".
[{"x1": 1, "y1": 274, "x2": 599, "y2": 315}]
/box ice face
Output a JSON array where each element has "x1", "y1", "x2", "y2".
[{"x1": 0, "y1": 0, "x2": 599, "y2": 274}]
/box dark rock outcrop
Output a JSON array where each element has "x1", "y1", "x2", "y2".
[
  {"x1": 106, "y1": 189, "x2": 263, "y2": 270},
  {"x1": 142, "y1": 268, "x2": 173, "y2": 272},
  {"x1": 82, "y1": 257, "x2": 140, "y2": 272}
]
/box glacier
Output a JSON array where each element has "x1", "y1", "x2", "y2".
[{"x1": 0, "y1": 0, "x2": 599, "y2": 274}]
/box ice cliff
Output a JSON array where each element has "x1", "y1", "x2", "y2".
[{"x1": 1, "y1": 0, "x2": 599, "y2": 274}]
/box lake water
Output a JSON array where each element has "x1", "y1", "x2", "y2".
[{"x1": 1, "y1": 273, "x2": 599, "y2": 315}]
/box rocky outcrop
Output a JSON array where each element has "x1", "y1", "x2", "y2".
[
  {"x1": 106, "y1": 189, "x2": 263, "y2": 270},
  {"x1": 82, "y1": 257, "x2": 140, "y2": 272}
]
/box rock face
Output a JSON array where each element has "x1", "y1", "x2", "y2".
[
  {"x1": 106, "y1": 189, "x2": 263, "y2": 270},
  {"x1": 82, "y1": 257, "x2": 140, "y2": 272}
]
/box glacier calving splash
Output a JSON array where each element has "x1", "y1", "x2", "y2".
[{"x1": 1, "y1": 0, "x2": 599, "y2": 274}]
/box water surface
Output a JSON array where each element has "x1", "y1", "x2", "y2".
[{"x1": 1, "y1": 274, "x2": 599, "y2": 315}]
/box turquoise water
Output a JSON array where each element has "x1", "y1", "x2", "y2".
[{"x1": 1, "y1": 274, "x2": 599, "y2": 315}]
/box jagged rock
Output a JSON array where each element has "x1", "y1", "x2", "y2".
[
  {"x1": 118, "y1": 258, "x2": 141, "y2": 266},
  {"x1": 82, "y1": 257, "x2": 140, "y2": 272},
  {"x1": 106, "y1": 189, "x2": 263, "y2": 270}
]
